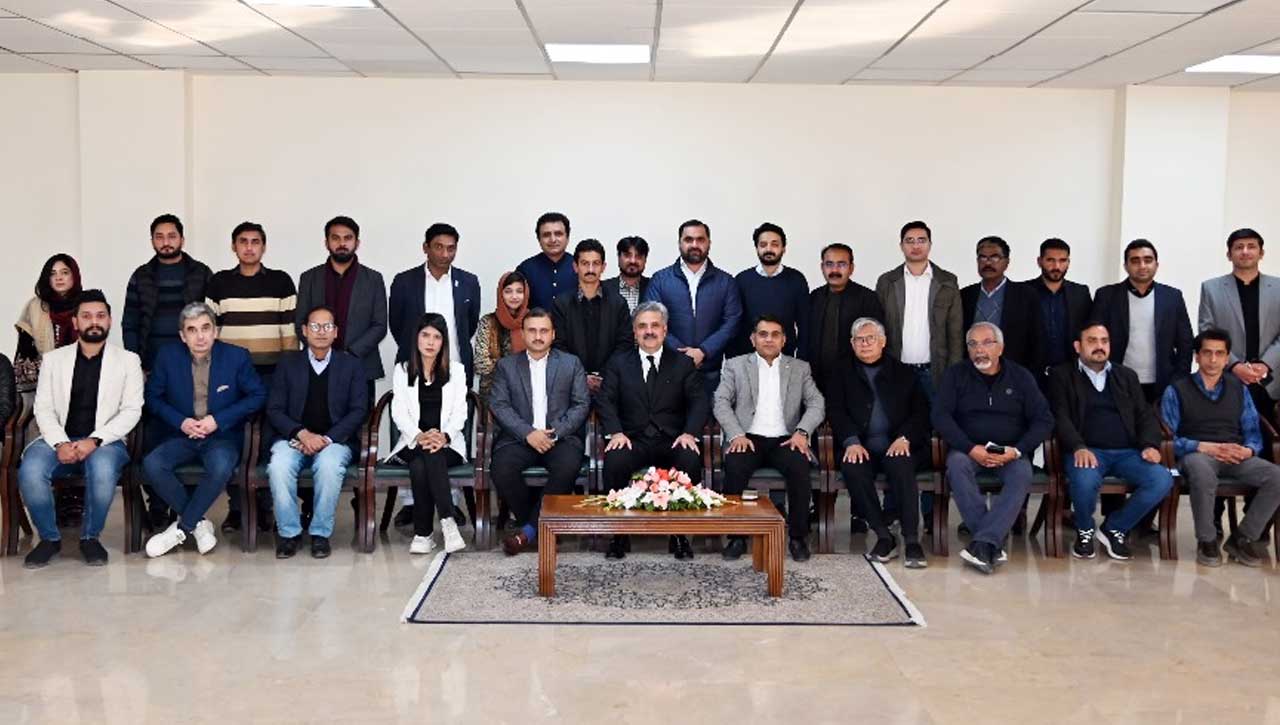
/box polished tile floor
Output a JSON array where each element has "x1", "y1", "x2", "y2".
[{"x1": 2, "y1": 495, "x2": 1279, "y2": 724}]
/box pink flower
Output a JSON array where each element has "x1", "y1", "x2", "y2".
[
  {"x1": 651, "y1": 491, "x2": 670, "y2": 509},
  {"x1": 649, "y1": 483, "x2": 660, "y2": 493},
  {"x1": 675, "y1": 471, "x2": 691, "y2": 485}
]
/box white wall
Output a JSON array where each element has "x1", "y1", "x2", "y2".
[{"x1": 1226, "y1": 92, "x2": 1280, "y2": 252}]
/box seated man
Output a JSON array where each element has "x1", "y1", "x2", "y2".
[
  {"x1": 143, "y1": 302, "x2": 266, "y2": 558},
  {"x1": 490, "y1": 309, "x2": 590, "y2": 555},
  {"x1": 19, "y1": 290, "x2": 144, "y2": 569},
  {"x1": 1050, "y1": 321, "x2": 1172, "y2": 561},
  {"x1": 713, "y1": 315, "x2": 824, "y2": 562},
  {"x1": 266, "y1": 306, "x2": 369, "y2": 559},
  {"x1": 826, "y1": 317, "x2": 930, "y2": 568},
  {"x1": 1162, "y1": 328, "x2": 1280, "y2": 567},
  {"x1": 599, "y1": 301, "x2": 709, "y2": 560},
  {"x1": 932, "y1": 322, "x2": 1053, "y2": 574}
]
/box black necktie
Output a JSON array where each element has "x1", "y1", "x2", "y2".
[{"x1": 646, "y1": 354, "x2": 658, "y2": 394}]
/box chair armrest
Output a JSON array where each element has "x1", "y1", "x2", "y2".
[
  {"x1": 932, "y1": 434, "x2": 947, "y2": 469},
  {"x1": 1260, "y1": 415, "x2": 1280, "y2": 464},
  {"x1": 1155, "y1": 403, "x2": 1176, "y2": 468}
]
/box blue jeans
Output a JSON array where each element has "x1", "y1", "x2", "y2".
[
  {"x1": 267, "y1": 439, "x2": 352, "y2": 538},
  {"x1": 18, "y1": 438, "x2": 130, "y2": 542},
  {"x1": 1065, "y1": 448, "x2": 1173, "y2": 533},
  {"x1": 945, "y1": 450, "x2": 1032, "y2": 547},
  {"x1": 142, "y1": 437, "x2": 240, "y2": 532}
]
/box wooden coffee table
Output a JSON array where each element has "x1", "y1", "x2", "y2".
[{"x1": 537, "y1": 495, "x2": 786, "y2": 597}]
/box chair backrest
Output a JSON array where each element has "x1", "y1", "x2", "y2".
[{"x1": 369, "y1": 389, "x2": 485, "y2": 465}]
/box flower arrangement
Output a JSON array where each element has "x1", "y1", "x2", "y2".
[{"x1": 595, "y1": 467, "x2": 728, "y2": 511}]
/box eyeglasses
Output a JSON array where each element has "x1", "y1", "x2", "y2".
[
  {"x1": 822, "y1": 261, "x2": 850, "y2": 269},
  {"x1": 307, "y1": 322, "x2": 336, "y2": 333},
  {"x1": 902, "y1": 239, "x2": 930, "y2": 246},
  {"x1": 977, "y1": 254, "x2": 1006, "y2": 264},
  {"x1": 966, "y1": 339, "x2": 999, "y2": 349},
  {"x1": 853, "y1": 335, "x2": 880, "y2": 345}
]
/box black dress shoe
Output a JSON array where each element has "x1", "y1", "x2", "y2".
[
  {"x1": 789, "y1": 537, "x2": 811, "y2": 562},
  {"x1": 147, "y1": 500, "x2": 173, "y2": 532},
  {"x1": 605, "y1": 535, "x2": 628, "y2": 560},
  {"x1": 393, "y1": 505, "x2": 415, "y2": 529},
  {"x1": 221, "y1": 511, "x2": 242, "y2": 533},
  {"x1": 672, "y1": 535, "x2": 694, "y2": 560},
  {"x1": 276, "y1": 535, "x2": 300, "y2": 559},
  {"x1": 311, "y1": 536, "x2": 331, "y2": 559},
  {"x1": 850, "y1": 516, "x2": 869, "y2": 534},
  {"x1": 23, "y1": 539, "x2": 61, "y2": 569},
  {"x1": 722, "y1": 536, "x2": 748, "y2": 560},
  {"x1": 80, "y1": 538, "x2": 108, "y2": 566}
]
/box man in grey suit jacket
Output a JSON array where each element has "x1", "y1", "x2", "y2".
[
  {"x1": 489, "y1": 309, "x2": 590, "y2": 555},
  {"x1": 713, "y1": 315, "x2": 825, "y2": 561},
  {"x1": 295, "y1": 216, "x2": 388, "y2": 404}
]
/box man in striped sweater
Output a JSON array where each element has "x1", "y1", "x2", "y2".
[{"x1": 205, "y1": 221, "x2": 299, "y2": 533}]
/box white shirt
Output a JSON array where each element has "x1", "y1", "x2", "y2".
[
  {"x1": 748, "y1": 354, "x2": 789, "y2": 437},
  {"x1": 1126, "y1": 290, "x2": 1157, "y2": 384},
  {"x1": 754, "y1": 263, "x2": 786, "y2": 278},
  {"x1": 1078, "y1": 359, "x2": 1112, "y2": 392},
  {"x1": 528, "y1": 352, "x2": 548, "y2": 430},
  {"x1": 307, "y1": 348, "x2": 332, "y2": 375},
  {"x1": 680, "y1": 260, "x2": 707, "y2": 315},
  {"x1": 639, "y1": 346, "x2": 664, "y2": 381},
  {"x1": 900, "y1": 263, "x2": 933, "y2": 365},
  {"x1": 424, "y1": 265, "x2": 460, "y2": 365}
]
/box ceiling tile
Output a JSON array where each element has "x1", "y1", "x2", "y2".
[
  {"x1": 753, "y1": 54, "x2": 875, "y2": 84},
  {"x1": 1038, "y1": 10, "x2": 1188, "y2": 39},
  {"x1": 434, "y1": 44, "x2": 548, "y2": 74},
  {"x1": 659, "y1": 5, "x2": 792, "y2": 58},
  {"x1": 344, "y1": 59, "x2": 452, "y2": 75},
  {"x1": 1084, "y1": 0, "x2": 1227, "y2": 11},
  {"x1": 237, "y1": 56, "x2": 350, "y2": 72},
  {"x1": 855, "y1": 68, "x2": 957, "y2": 82},
  {"x1": 378, "y1": 1, "x2": 530, "y2": 30},
  {"x1": 24, "y1": 52, "x2": 154, "y2": 70},
  {"x1": 553, "y1": 63, "x2": 650, "y2": 81},
  {"x1": 1233, "y1": 73, "x2": 1280, "y2": 91},
  {"x1": 654, "y1": 57, "x2": 758, "y2": 82},
  {"x1": 136, "y1": 54, "x2": 251, "y2": 71},
  {"x1": 179, "y1": 27, "x2": 321, "y2": 57},
  {"x1": 4, "y1": 0, "x2": 210, "y2": 54},
  {"x1": 0, "y1": 51, "x2": 68, "y2": 71},
  {"x1": 1148, "y1": 70, "x2": 1265, "y2": 86},
  {"x1": 771, "y1": 1, "x2": 938, "y2": 57},
  {"x1": 250, "y1": 5, "x2": 391, "y2": 31},
  {"x1": 950, "y1": 68, "x2": 1064, "y2": 83},
  {"x1": 0, "y1": 18, "x2": 107, "y2": 53}
]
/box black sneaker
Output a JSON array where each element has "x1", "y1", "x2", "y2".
[
  {"x1": 311, "y1": 536, "x2": 331, "y2": 559},
  {"x1": 960, "y1": 540, "x2": 993, "y2": 575},
  {"x1": 1196, "y1": 541, "x2": 1222, "y2": 567},
  {"x1": 788, "y1": 537, "x2": 811, "y2": 562},
  {"x1": 1072, "y1": 528, "x2": 1097, "y2": 559},
  {"x1": 721, "y1": 536, "x2": 747, "y2": 560},
  {"x1": 79, "y1": 538, "x2": 108, "y2": 566},
  {"x1": 1097, "y1": 528, "x2": 1132, "y2": 561},
  {"x1": 958, "y1": 522, "x2": 971, "y2": 537},
  {"x1": 275, "y1": 535, "x2": 300, "y2": 559},
  {"x1": 870, "y1": 535, "x2": 897, "y2": 562},
  {"x1": 393, "y1": 505, "x2": 415, "y2": 529},
  {"x1": 904, "y1": 542, "x2": 928, "y2": 569},
  {"x1": 1224, "y1": 533, "x2": 1262, "y2": 568},
  {"x1": 23, "y1": 540, "x2": 62, "y2": 569},
  {"x1": 221, "y1": 510, "x2": 242, "y2": 533}
]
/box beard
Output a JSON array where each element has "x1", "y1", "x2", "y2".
[
  {"x1": 156, "y1": 247, "x2": 182, "y2": 261},
  {"x1": 973, "y1": 358, "x2": 993, "y2": 371},
  {"x1": 80, "y1": 326, "x2": 108, "y2": 343},
  {"x1": 621, "y1": 263, "x2": 644, "y2": 277},
  {"x1": 1043, "y1": 270, "x2": 1065, "y2": 282},
  {"x1": 330, "y1": 249, "x2": 354, "y2": 264},
  {"x1": 681, "y1": 249, "x2": 706, "y2": 265},
  {"x1": 758, "y1": 252, "x2": 780, "y2": 265}
]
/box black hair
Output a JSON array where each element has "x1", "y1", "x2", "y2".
[
  {"x1": 232, "y1": 221, "x2": 266, "y2": 244},
  {"x1": 150, "y1": 213, "x2": 184, "y2": 238},
  {"x1": 976, "y1": 236, "x2": 1010, "y2": 258},
  {"x1": 1193, "y1": 328, "x2": 1232, "y2": 353},
  {"x1": 35, "y1": 253, "x2": 82, "y2": 303},
  {"x1": 306, "y1": 305, "x2": 336, "y2": 323},
  {"x1": 617, "y1": 236, "x2": 649, "y2": 257},
  {"x1": 536, "y1": 212, "x2": 570, "y2": 237},
  {"x1": 325, "y1": 216, "x2": 359, "y2": 239},
  {"x1": 752, "y1": 222, "x2": 786, "y2": 246},
  {"x1": 424, "y1": 222, "x2": 460, "y2": 244},
  {"x1": 900, "y1": 221, "x2": 931, "y2": 242},
  {"x1": 408, "y1": 313, "x2": 451, "y2": 386},
  {"x1": 678, "y1": 219, "x2": 710, "y2": 239},
  {"x1": 573, "y1": 238, "x2": 606, "y2": 262},
  {"x1": 1039, "y1": 238, "x2": 1070, "y2": 256},
  {"x1": 1123, "y1": 238, "x2": 1158, "y2": 262},
  {"x1": 1076, "y1": 319, "x2": 1109, "y2": 340},
  {"x1": 523, "y1": 307, "x2": 553, "y2": 327},
  {"x1": 821, "y1": 243, "x2": 853, "y2": 260},
  {"x1": 501, "y1": 270, "x2": 528, "y2": 290},
  {"x1": 753, "y1": 314, "x2": 785, "y2": 333},
  {"x1": 1227, "y1": 227, "x2": 1264, "y2": 251},
  {"x1": 75, "y1": 288, "x2": 111, "y2": 315}
]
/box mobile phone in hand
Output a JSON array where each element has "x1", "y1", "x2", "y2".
[{"x1": 985, "y1": 443, "x2": 1006, "y2": 455}]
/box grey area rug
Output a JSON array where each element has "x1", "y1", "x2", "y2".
[{"x1": 402, "y1": 551, "x2": 925, "y2": 627}]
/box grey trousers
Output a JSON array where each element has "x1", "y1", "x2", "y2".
[
  {"x1": 1180, "y1": 453, "x2": 1280, "y2": 543},
  {"x1": 945, "y1": 450, "x2": 1032, "y2": 547}
]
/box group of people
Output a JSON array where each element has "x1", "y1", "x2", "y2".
[{"x1": 9, "y1": 211, "x2": 1280, "y2": 577}]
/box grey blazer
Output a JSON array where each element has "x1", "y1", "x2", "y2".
[
  {"x1": 296, "y1": 262, "x2": 389, "y2": 381},
  {"x1": 712, "y1": 353, "x2": 825, "y2": 448},
  {"x1": 489, "y1": 348, "x2": 590, "y2": 453},
  {"x1": 1198, "y1": 272, "x2": 1280, "y2": 398},
  {"x1": 875, "y1": 262, "x2": 964, "y2": 384}
]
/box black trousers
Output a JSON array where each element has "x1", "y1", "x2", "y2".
[
  {"x1": 402, "y1": 446, "x2": 464, "y2": 536},
  {"x1": 602, "y1": 435, "x2": 702, "y2": 491},
  {"x1": 841, "y1": 451, "x2": 919, "y2": 542},
  {"x1": 721, "y1": 434, "x2": 812, "y2": 538},
  {"x1": 491, "y1": 439, "x2": 583, "y2": 527}
]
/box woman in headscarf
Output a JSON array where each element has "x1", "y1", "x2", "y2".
[{"x1": 472, "y1": 271, "x2": 529, "y2": 404}]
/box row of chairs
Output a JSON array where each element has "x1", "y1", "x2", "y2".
[{"x1": 4, "y1": 391, "x2": 1279, "y2": 560}]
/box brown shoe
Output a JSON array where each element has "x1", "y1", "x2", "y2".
[{"x1": 502, "y1": 532, "x2": 531, "y2": 556}]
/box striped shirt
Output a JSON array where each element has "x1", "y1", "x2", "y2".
[{"x1": 205, "y1": 266, "x2": 299, "y2": 374}]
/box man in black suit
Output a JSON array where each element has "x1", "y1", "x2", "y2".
[
  {"x1": 801, "y1": 243, "x2": 885, "y2": 393},
  {"x1": 601, "y1": 235, "x2": 650, "y2": 315},
  {"x1": 551, "y1": 239, "x2": 633, "y2": 400},
  {"x1": 1024, "y1": 238, "x2": 1092, "y2": 383},
  {"x1": 961, "y1": 236, "x2": 1043, "y2": 373},
  {"x1": 598, "y1": 300, "x2": 710, "y2": 560}
]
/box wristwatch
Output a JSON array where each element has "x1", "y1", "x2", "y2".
[
  {"x1": 795, "y1": 429, "x2": 809, "y2": 438},
  {"x1": 90, "y1": 437, "x2": 103, "y2": 447}
]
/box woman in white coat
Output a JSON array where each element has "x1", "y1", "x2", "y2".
[{"x1": 387, "y1": 313, "x2": 469, "y2": 554}]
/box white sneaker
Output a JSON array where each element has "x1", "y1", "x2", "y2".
[
  {"x1": 409, "y1": 535, "x2": 436, "y2": 555},
  {"x1": 192, "y1": 519, "x2": 218, "y2": 555},
  {"x1": 146, "y1": 521, "x2": 187, "y2": 558},
  {"x1": 440, "y1": 517, "x2": 466, "y2": 553}
]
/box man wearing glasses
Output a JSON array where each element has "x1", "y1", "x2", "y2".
[
  {"x1": 802, "y1": 243, "x2": 885, "y2": 395},
  {"x1": 960, "y1": 236, "x2": 1043, "y2": 373},
  {"x1": 263, "y1": 306, "x2": 370, "y2": 559}
]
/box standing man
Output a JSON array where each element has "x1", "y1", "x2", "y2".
[
  {"x1": 603, "y1": 236, "x2": 651, "y2": 314},
  {"x1": 295, "y1": 215, "x2": 389, "y2": 407},
  {"x1": 1026, "y1": 238, "x2": 1092, "y2": 383},
  {"x1": 551, "y1": 239, "x2": 632, "y2": 400},
  {"x1": 142, "y1": 303, "x2": 267, "y2": 559},
  {"x1": 803, "y1": 243, "x2": 885, "y2": 394},
  {"x1": 642, "y1": 219, "x2": 742, "y2": 396},
  {"x1": 18, "y1": 290, "x2": 143, "y2": 569},
  {"x1": 932, "y1": 322, "x2": 1054, "y2": 575},
  {"x1": 714, "y1": 315, "x2": 825, "y2": 562},
  {"x1": 1162, "y1": 329, "x2": 1280, "y2": 568},
  {"x1": 598, "y1": 301, "x2": 709, "y2": 560},
  {"x1": 517, "y1": 212, "x2": 576, "y2": 311},
  {"x1": 731, "y1": 222, "x2": 810, "y2": 358},
  {"x1": 489, "y1": 310, "x2": 590, "y2": 556},
  {"x1": 875, "y1": 220, "x2": 963, "y2": 400},
  {"x1": 123, "y1": 214, "x2": 214, "y2": 373},
  {"x1": 265, "y1": 306, "x2": 369, "y2": 559},
  {"x1": 1091, "y1": 239, "x2": 1193, "y2": 404},
  {"x1": 960, "y1": 236, "x2": 1043, "y2": 373}
]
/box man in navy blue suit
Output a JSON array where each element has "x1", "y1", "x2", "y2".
[
  {"x1": 265, "y1": 305, "x2": 370, "y2": 559},
  {"x1": 143, "y1": 302, "x2": 266, "y2": 558}
]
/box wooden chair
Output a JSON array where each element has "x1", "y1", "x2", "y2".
[
  {"x1": 364, "y1": 391, "x2": 487, "y2": 553},
  {"x1": 3, "y1": 396, "x2": 145, "y2": 555}
]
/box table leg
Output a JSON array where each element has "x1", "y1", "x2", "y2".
[
  {"x1": 538, "y1": 524, "x2": 557, "y2": 597},
  {"x1": 766, "y1": 526, "x2": 784, "y2": 597},
  {"x1": 752, "y1": 534, "x2": 764, "y2": 572}
]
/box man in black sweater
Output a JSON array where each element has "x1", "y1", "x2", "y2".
[
  {"x1": 731, "y1": 222, "x2": 810, "y2": 358},
  {"x1": 932, "y1": 322, "x2": 1054, "y2": 574},
  {"x1": 551, "y1": 239, "x2": 633, "y2": 402},
  {"x1": 802, "y1": 243, "x2": 885, "y2": 393}
]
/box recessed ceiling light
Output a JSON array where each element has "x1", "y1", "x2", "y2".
[
  {"x1": 1186, "y1": 54, "x2": 1280, "y2": 74},
  {"x1": 546, "y1": 44, "x2": 650, "y2": 65},
  {"x1": 245, "y1": 0, "x2": 376, "y2": 8}
]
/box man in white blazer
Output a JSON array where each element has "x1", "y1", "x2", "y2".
[{"x1": 19, "y1": 290, "x2": 144, "y2": 569}]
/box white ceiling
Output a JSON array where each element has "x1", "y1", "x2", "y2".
[{"x1": 0, "y1": 0, "x2": 1277, "y2": 89}]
